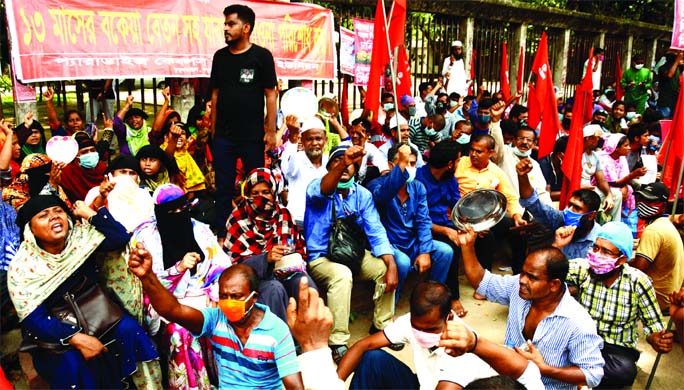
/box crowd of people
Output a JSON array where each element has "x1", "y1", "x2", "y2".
[{"x1": 2, "y1": 3, "x2": 684, "y2": 390}]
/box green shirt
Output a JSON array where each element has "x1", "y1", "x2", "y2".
[{"x1": 621, "y1": 67, "x2": 652, "y2": 114}]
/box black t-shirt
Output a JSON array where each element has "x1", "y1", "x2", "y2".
[{"x1": 210, "y1": 44, "x2": 277, "y2": 142}]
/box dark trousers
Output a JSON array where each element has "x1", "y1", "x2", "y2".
[
  {"x1": 241, "y1": 254, "x2": 318, "y2": 322},
  {"x1": 597, "y1": 343, "x2": 640, "y2": 389},
  {"x1": 212, "y1": 137, "x2": 264, "y2": 236},
  {"x1": 350, "y1": 349, "x2": 420, "y2": 389},
  {"x1": 474, "y1": 216, "x2": 525, "y2": 274},
  {"x1": 433, "y1": 234, "x2": 461, "y2": 299}
]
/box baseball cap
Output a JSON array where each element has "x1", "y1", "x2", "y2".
[
  {"x1": 326, "y1": 144, "x2": 349, "y2": 169},
  {"x1": 635, "y1": 181, "x2": 669, "y2": 202},
  {"x1": 583, "y1": 124, "x2": 604, "y2": 138}
]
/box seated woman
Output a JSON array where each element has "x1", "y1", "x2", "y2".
[
  {"x1": 133, "y1": 184, "x2": 230, "y2": 390},
  {"x1": 7, "y1": 196, "x2": 160, "y2": 389},
  {"x1": 225, "y1": 167, "x2": 316, "y2": 321},
  {"x1": 594, "y1": 133, "x2": 646, "y2": 224},
  {"x1": 2, "y1": 154, "x2": 70, "y2": 211},
  {"x1": 43, "y1": 88, "x2": 98, "y2": 138},
  {"x1": 14, "y1": 112, "x2": 46, "y2": 161},
  {"x1": 604, "y1": 100, "x2": 629, "y2": 134},
  {"x1": 136, "y1": 144, "x2": 186, "y2": 192},
  {"x1": 160, "y1": 122, "x2": 206, "y2": 195}
]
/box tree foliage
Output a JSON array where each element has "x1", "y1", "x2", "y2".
[{"x1": 521, "y1": 0, "x2": 673, "y2": 26}]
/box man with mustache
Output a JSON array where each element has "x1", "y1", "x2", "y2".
[{"x1": 210, "y1": 4, "x2": 278, "y2": 242}]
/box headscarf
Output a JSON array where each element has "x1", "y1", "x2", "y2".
[
  {"x1": 595, "y1": 221, "x2": 634, "y2": 259},
  {"x1": 124, "y1": 108, "x2": 151, "y2": 156},
  {"x1": 1, "y1": 154, "x2": 71, "y2": 210},
  {"x1": 160, "y1": 122, "x2": 206, "y2": 192},
  {"x1": 602, "y1": 133, "x2": 627, "y2": 155},
  {"x1": 136, "y1": 145, "x2": 184, "y2": 192},
  {"x1": 0, "y1": 202, "x2": 19, "y2": 272},
  {"x1": 7, "y1": 195, "x2": 105, "y2": 320},
  {"x1": 106, "y1": 155, "x2": 141, "y2": 176},
  {"x1": 152, "y1": 184, "x2": 204, "y2": 270},
  {"x1": 225, "y1": 168, "x2": 306, "y2": 262},
  {"x1": 15, "y1": 120, "x2": 46, "y2": 157}
]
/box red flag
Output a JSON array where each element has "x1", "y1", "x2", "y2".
[
  {"x1": 516, "y1": 46, "x2": 524, "y2": 102},
  {"x1": 500, "y1": 42, "x2": 511, "y2": 102},
  {"x1": 364, "y1": 0, "x2": 407, "y2": 119},
  {"x1": 615, "y1": 55, "x2": 623, "y2": 101},
  {"x1": 395, "y1": 45, "x2": 412, "y2": 99},
  {"x1": 527, "y1": 32, "x2": 561, "y2": 159},
  {"x1": 559, "y1": 48, "x2": 595, "y2": 209},
  {"x1": 341, "y1": 76, "x2": 349, "y2": 127},
  {"x1": 658, "y1": 74, "x2": 684, "y2": 198},
  {"x1": 468, "y1": 50, "x2": 476, "y2": 95}
]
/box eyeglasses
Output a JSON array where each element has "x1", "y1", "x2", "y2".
[
  {"x1": 515, "y1": 136, "x2": 535, "y2": 143},
  {"x1": 591, "y1": 245, "x2": 621, "y2": 258}
]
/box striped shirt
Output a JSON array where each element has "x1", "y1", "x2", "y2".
[
  {"x1": 566, "y1": 260, "x2": 665, "y2": 350},
  {"x1": 196, "y1": 304, "x2": 299, "y2": 389},
  {"x1": 477, "y1": 271, "x2": 605, "y2": 389},
  {"x1": 408, "y1": 117, "x2": 441, "y2": 152}
]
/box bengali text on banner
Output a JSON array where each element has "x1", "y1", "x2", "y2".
[{"x1": 6, "y1": 0, "x2": 336, "y2": 82}]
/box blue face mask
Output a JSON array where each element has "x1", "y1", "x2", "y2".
[
  {"x1": 512, "y1": 147, "x2": 532, "y2": 158},
  {"x1": 456, "y1": 133, "x2": 471, "y2": 144},
  {"x1": 562, "y1": 208, "x2": 587, "y2": 227},
  {"x1": 78, "y1": 151, "x2": 100, "y2": 169},
  {"x1": 480, "y1": 115, "x2": 491, "y2": 124},
  {"x1": 383, "y1": 103, "x2": 395, "y2": 112}
]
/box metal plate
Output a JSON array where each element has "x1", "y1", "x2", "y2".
[{"x1": 451, "y1": 189, "x2": 508, "y2": 232}]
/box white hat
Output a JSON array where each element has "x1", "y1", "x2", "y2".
[
  {"x1": 582, "y1": 124, "x2": 604, "y2": 138},
  {"x1": 300, "y1": 117, "x2": 325, "y2": 133},
  {"x1": 451, "y1": 40, "x2": 463, "y2": 47},
  {"x1": 349, "y1": 109, "x2": 364, "y2": 123},
  {"x1": 389, "y1": 115, "x2": 409, "y2": 130}
]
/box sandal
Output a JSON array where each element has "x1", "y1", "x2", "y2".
[{"x1": 330, "y1": 344, "x2": 349, "y2": 364}]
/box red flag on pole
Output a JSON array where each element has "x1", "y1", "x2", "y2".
[
  {"x1": 364, "y1": 0, "x2": 407, "y2": 120},
  {"x1": 500, "y1": 42, "x2": 511, "y2": 102},
  {"x1": 395, "y1": 45, "x2": 412, "y2": 99},
  {"x1": 517, "y1": 46, "x2": 524, "y2": 101},
  {"x1": 559, "y1": 48, "x2": 595, "y2": 209},
  {"x1": 615, "y1": 55, "x2": 624, "y2": 101},
  {"x1": 658, "y1": 74, "x2": 684, "y2": 197},
  {"x1": 341, "y1": 76, "x2": 349, "y2": 127},
  {"x1": 527, "y1": 32, "x2": 561, "y2": 159},
  {"x1": 468, "y1": 50, "x2": 476, "y2": 96}
]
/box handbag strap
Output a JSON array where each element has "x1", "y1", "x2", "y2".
[
  {"x1": 64, "y1": 289, "x2": 90, "y2": 335},
  {"x1": 331, "y1": 192, "x2": 338, "y2": 222}
]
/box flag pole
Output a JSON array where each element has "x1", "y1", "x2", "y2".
[{"x1": 380, "y1": 0, "x2": 401, "y2": 142}]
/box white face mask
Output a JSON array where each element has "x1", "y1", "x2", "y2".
[
  {"x1": 635, "y1": 64, "x2": 644, "y2": 70},
  {"x1": 456, "y1": 133, "x2": 470, "y2": 144},
  {"x1": 406, "y1": 166, "x2": 417, "y2": 183},
  {"x1": 512, "y1": 147, "x2": 532, "y2": 158}
]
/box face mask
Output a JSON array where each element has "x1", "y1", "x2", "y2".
[
  {"x1": 383, "y1": 103, "x2": 395, "y2": 112},
  {"x1": 512, "y1": 147, "x2": 532, "y2": 158},
  {"x1": 480, "y1": 115, "x2": 491, "y2": 124},
  {"x1": 218, "y1": 291, "x2": 256, "y2": 323},
  {"x1": 408, "y1": 106, "x2": 417, "y2": 117},
  {"x1": 562, "y1": 118, "x2": 572, "y2": 129},
  {"x1": 406, "y1": 166, "x2": 417, "y2": 183},
  {"x1": 625, "y1": 112, "x2": 636, "y2": 121},
  {"x1": 635, "y1": 64, "x2": 644, "y2": 70},
  {"x1": 337, "y1": 177, "x2": 355, "y2": 190},
  {"x1": 456, "y1": 133, "x2": 471, "y2": 144},
  {"x1": 110, "y1": 174, "x2": 140, "y2": 189},
  {"x1": 586, "y1": 250, "x2": 619, "y2": 275},
  {"x1": 411, "y1": 327, "x2": 442, "y2": 349},
  {"x1": 247, "y1": 195, "x2": 276, "y2": 216},
  {"x1": 450, "y1": 100, "x2": 457, "y2": 108},
  {"x1": 425, "y1": 127, "x2": 438, "y2": 137},
  {"x1": 78, "y1": 152, "x2": 100, "y2": 169},
  {"x1": 599, "y1": 55, "x2": 605, "y2": 61},
  {"x1": 636, "y1": 201, "x2": 662, "y2": 219},
  {"x1": 562, "y1": 208, "x2": 587, "y2": 227}
]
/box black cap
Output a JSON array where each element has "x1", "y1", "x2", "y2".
[
  {"x1": 125, "y1": 108, "x2": 149, "y2": 121},
  {"x1": 635, "y1": 181, "x2": 669, "y2": 202}
]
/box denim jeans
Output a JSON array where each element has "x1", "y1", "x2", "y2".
[{"x1": 393, "y1": 240, "x2": 453, "y2": 301}]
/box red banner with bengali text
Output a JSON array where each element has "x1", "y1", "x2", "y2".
[{"x1": 6, "y1": 0, "x2": 336, "y2": 82}]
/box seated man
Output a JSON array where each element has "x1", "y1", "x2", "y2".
[
  {"x1": 563, "y1": 222, "x2": 673, "y2": 388},
  {"x1": 581, "y1": 124, "x2": 617, "y2": 222},
  {"x1": 349, "y1": 117, "x2": 388, "y2": 186},
  {"x1": 508, "y1": 126, "x2": 552, "y2": 205},
  {"x1": 538, "y1": 136, "x2": 568, "y2": 202},
  {"x1": 129, "y1": 251, "x2": 304, "y2": 390},
  {"x1": 455, "y1": 134, "x2": 527, "y2": 272},
  {"x1": 337, "y1": 280, "x2": 544, "y2": 389},
  {"x1": 517, "y1": 160, "x2": 602, "y2": 260},
  {"x1": 629, "y1": 182, "x2": 684, "y2": 312},
  {"x1": 367, "y1": 143, "x2": 452, "y2": 300},
  {"x1": 379, "y1": 115, "x2": 424, "y2": 167},
  {"x1": 455, "y1": 226, "x2": 605, "y2": 389},
  {"x1": 304, "y1": 144, "x2": 397, "y2": 363}
]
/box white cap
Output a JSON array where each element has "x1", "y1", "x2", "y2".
[
  {"x1": 582, "y1": 124, "x2": 604, "y2": 138},
  {"x1": 300, "y1": 117, "x2": 325, "y2": 133},
  {"x1": 349, "y1": 109, "x2": 364, "y2": 123},
  {"x1": 389, "y1": 115, "x2": 409, "y2": 130},
  {"x1": 451, "y1": 40, "x2": 463, "y2": 47}
]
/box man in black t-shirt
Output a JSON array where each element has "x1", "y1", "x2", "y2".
[{"x1": 210, "y1": 4, "x2": 278, "y2": 240}]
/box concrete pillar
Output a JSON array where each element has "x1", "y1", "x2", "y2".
[
  {"x1": 595, "y1": 33, "x2": 606, "y2": 50},
  {"x1": 509, "y1": 24, "x2": 527, "y2": 96},
  {"x1": 461, "y1": 17, "x2": 475, "y2": 86},
  {"x1": 648, "y1": 38, "x2": 658, "y2": 68},
  {"x1": 623, "y1": 35, "x2": 634, "y2": 70},
  {"x1": 553, "y1": 29, "x2": 571, "y2": 88}
]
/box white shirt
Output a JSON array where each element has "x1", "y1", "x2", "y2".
[
  {"x1": 512, "y1": 153, "x2": 552, "y2": 206},
  {"x1": 583, "y1": 58, "x2": 602, "y2": 91},
  {"x1": 281, "y1": 143, "x2": 328, "y2": 223},
  {"x1": 298, "y1": 348, "x2": 344, "y2": 390},
  {"x1": 358, "y1": 142, "x2": 389, "y2": 183},
  {"x1": 442, "y1": 56, "x2": 468, "y2": 96},
  {"x1": 378, "y1": 139, "x2": 425, "y2": 167}
]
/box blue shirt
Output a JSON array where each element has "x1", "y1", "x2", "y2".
[
  {"x1": 477, "y1": 271, "x2": 605, "y2": 389},
  {"x1": 367, "y1": 166, "x2": 433, "y2": 257},
  {"x1": 304, "y1": 178, "x2": 394, "y2": 262},
  {"x1": 519, "y1": 190, "x2": 600, "y2": 259},
  {"x1": 414, "y1": 165, "x2": 460, "y2": 228},
  {"x1": 196, "y1": 304, "x2": 299, "y2": 390}
]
